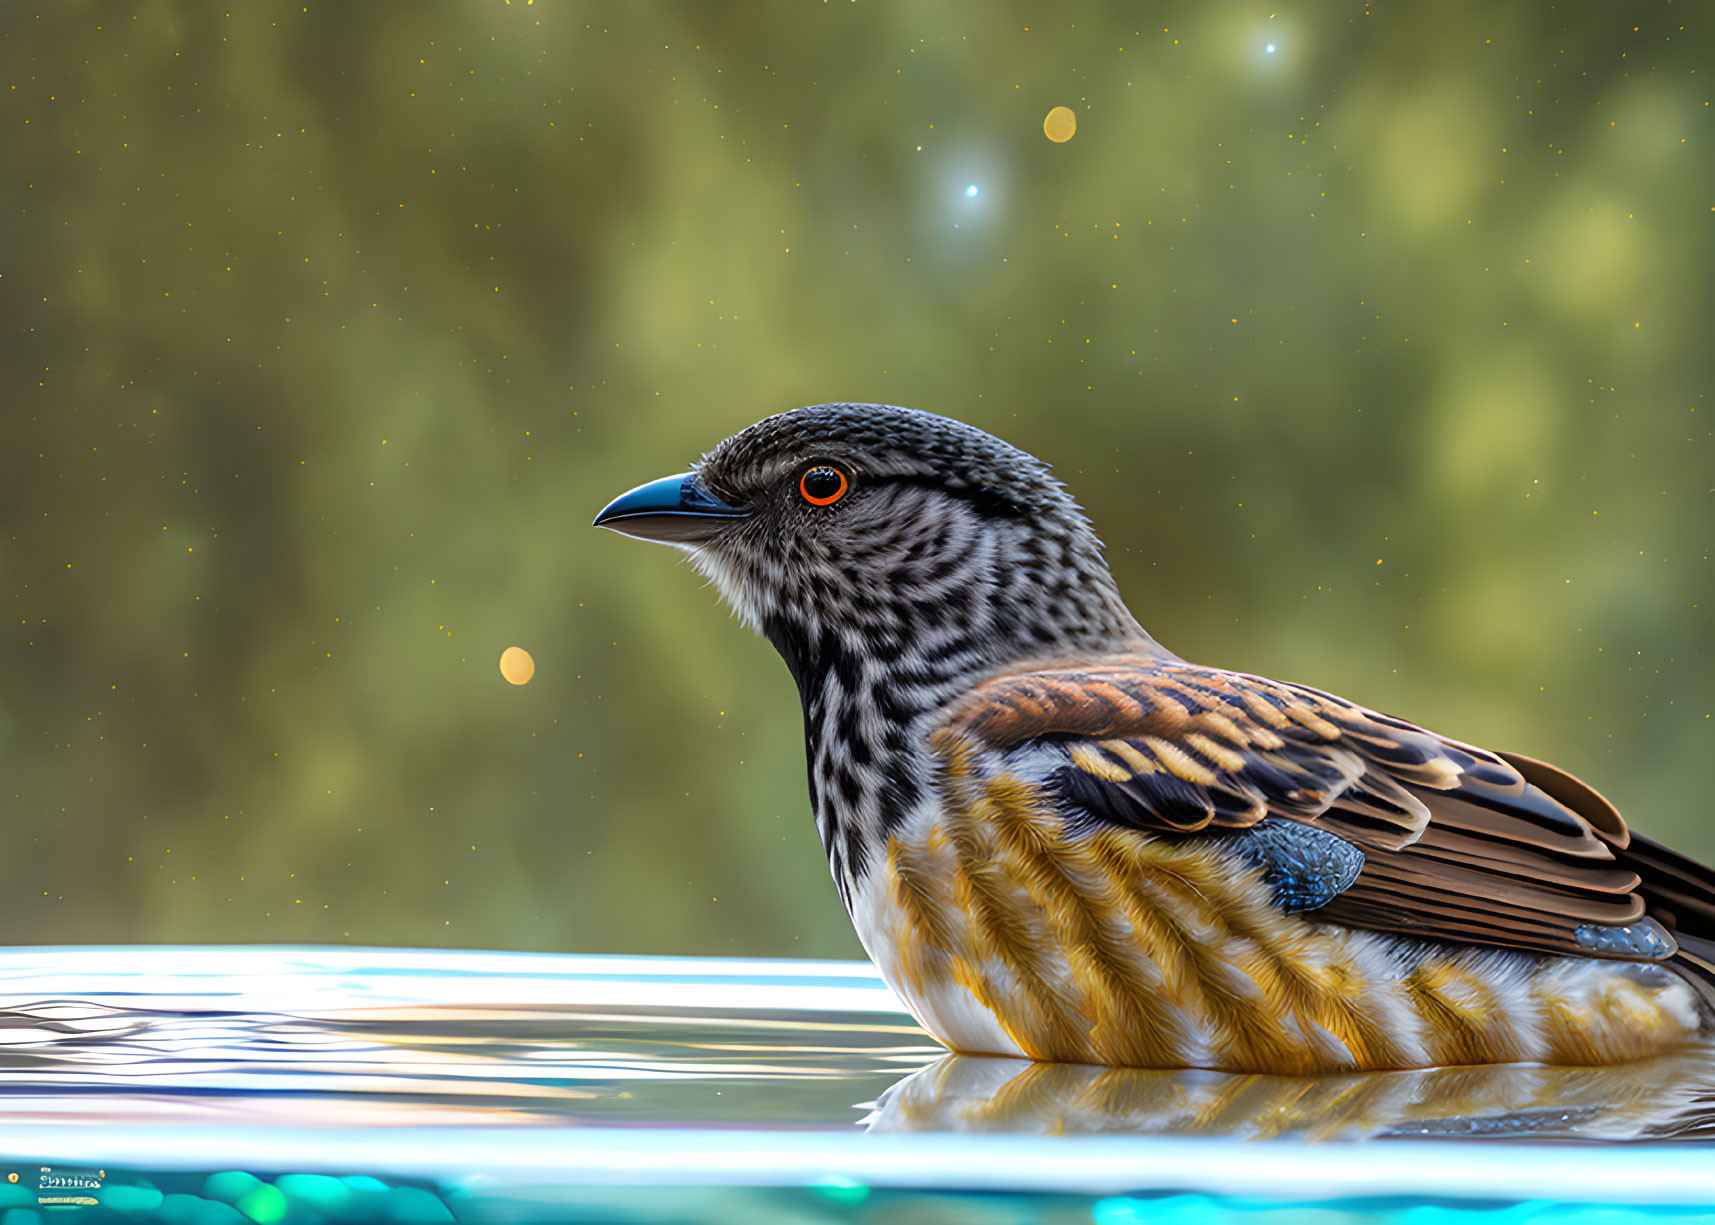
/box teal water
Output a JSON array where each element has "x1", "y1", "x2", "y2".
[{"x1": 0, "y1": 947, "x2": 1709, "y2": 1223}]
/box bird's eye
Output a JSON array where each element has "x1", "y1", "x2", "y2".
[{"x1": 799, "y1": 465, "x2": 848, "y2": 506}]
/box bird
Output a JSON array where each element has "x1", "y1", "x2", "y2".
[{"x1": 594, "y1": 402, "x2": 1715, "y2": 1074}]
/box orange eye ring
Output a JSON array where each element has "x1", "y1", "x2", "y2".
[{"x1": 799, "y1": 466, "x2": 848, "y2": 506}]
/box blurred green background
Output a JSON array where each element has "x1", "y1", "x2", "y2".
[{"x1": 1, "y1": 3, "x2": 1708, "y2": 957}]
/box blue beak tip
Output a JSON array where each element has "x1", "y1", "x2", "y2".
[{"x1": 593, "y1": 473, "x2": 747, "y2": 543}]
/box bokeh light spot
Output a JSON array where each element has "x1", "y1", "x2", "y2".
[
  {"x1": 964, "y1": 183, "x2": 979, "y2": 198},
  {"x1": 499, "y1": 646, "x2": 535, "y2": 686},
  {"x1": 1266, "y1": 43, "x2": 1277, "y2": 54},
  {"x1": 235, "y1": 1185, "x2": 289, "y2": 1225},
  {"x1": 1043, "y1": 106, "x2": 1077, "y2": 143}
]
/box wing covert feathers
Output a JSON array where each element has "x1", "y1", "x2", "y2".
[{"x1": 936, "y1": 654, "x2": 1715, "y2": 975}]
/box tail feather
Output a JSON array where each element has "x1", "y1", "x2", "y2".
[
  {"x1": 1627, "y1": 832, "x2": 1715, "y2": 928},
  {"x1": 1673, "y1": 932, "x2": 1715, "y2": 1007},
  {"x1": 1624, "y1": 832, "x2": 1715, "y2": 1010}
]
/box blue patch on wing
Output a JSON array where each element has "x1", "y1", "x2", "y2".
[
  {"x1": 1574, "y1": 918, "x2": 1677, "y2": 961},
  {"x1": 1218, "y1": 819, "x2": 1366, "y2": 913}
]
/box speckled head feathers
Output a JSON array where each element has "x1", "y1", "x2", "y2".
[
  {"x1": 695, "y1": 402, "x2": 1077, "y2": 520},
  {"x1": 677, "y1": 403, "x2": 1145, "y2": 664}
]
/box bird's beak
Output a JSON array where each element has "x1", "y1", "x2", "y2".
[{"x1": 592, "y1": 472, "x2": 748, "y2": 545}]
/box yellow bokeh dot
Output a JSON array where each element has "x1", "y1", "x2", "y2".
[
  {"x1": 1043, "y1": 106, "x2": 1077, "y2": 143},
  {"x1": 499, "y1": 646, "x2": 535, "y2": 686}
]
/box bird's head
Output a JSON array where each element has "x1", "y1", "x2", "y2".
[{"x1": 594, "y1": 403, "x2": 1151, "y2": 702}]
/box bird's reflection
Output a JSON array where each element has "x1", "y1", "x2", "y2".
[{"x1": 866, "y1": 1047, "x2": 1715, "y2": 1141}]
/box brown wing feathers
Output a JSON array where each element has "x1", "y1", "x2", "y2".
[
  {"x1": 947, "y1": 656, "x2": 1712, "y2": 968},
  {"x1": 958, "y1": 663, "x2": 1434, "y2": 849}
]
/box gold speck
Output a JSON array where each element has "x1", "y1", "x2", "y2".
[
  {"x1": 500, "y1": 646, "x2": 536, "y2": 685},
  {"x1": 1043, "y1": 106, "x2": 1077, "y2": 143}
]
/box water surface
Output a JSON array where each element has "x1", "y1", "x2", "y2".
[{"x1": 0, "y1": 946, "x2": 1709, "y2": 1222}]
